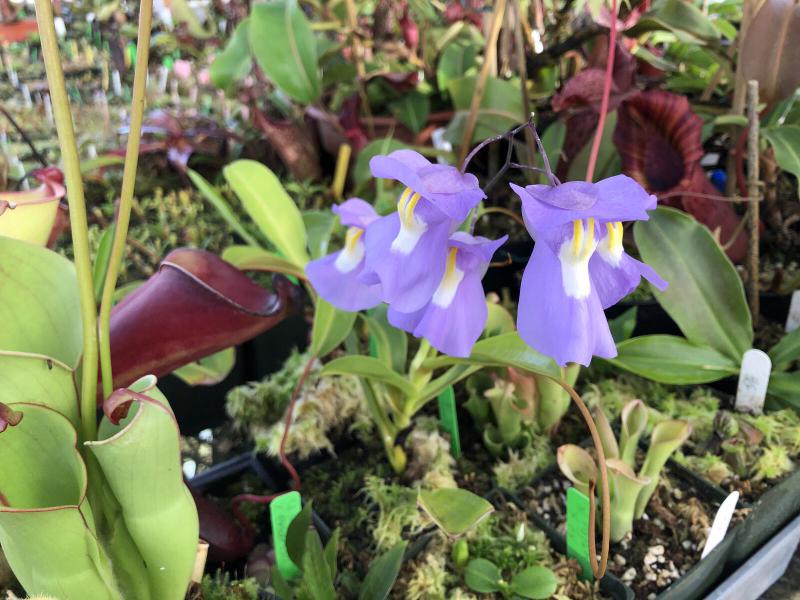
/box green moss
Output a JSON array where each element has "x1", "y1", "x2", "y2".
[
  {"x1": 198, "y1": 571, "x2": 260, "y2": 600},
  {"x1": 493, "y1": 437, "x2": 553, "y2": 493},
  {"x1": 754, "y1": 446, "x2": 795, "y2": 481}
]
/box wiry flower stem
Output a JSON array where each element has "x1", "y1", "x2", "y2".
[{"x1": 585, "y1": 0, "x2": 617, "y2": 183}]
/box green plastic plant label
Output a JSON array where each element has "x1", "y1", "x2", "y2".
[
  {"x1": 270, "y1": 491, "x2": 302, "y2": 579},
  {"x1": 786, "y1": 290, "x2": 800, "y2": 332},
  {"x1": 437, "y1": 386, "x2": 461, "y2": 458},
  {"x1": 735, "y1": 349, "x2": 771, "y2": 415},
  {"x1": 566, "y1": 487, "x2": 593, "y2": 581}
]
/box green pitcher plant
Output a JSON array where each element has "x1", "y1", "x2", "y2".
[{"x1": 557, "y1": 400, "x2": 691, "y2": 542}]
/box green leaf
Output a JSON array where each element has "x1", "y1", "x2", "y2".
[
  {"x1": 627, "y1": 0, "x2": 720, "y2": 44},
  {"x1": 172, "y1": 347, "x2": 235, "y2": 386},
  {"x1": 484, "y1": 302, "x2": 516, "y2": 337},
  {"x1": 167, "y1": 0, "x2": 214, "y2": 38},
  {"x1": 390, "y1": 91, "x2": 430, "y2": 135},
  {"x1": 418, "y1": 488, "x2": 493, "y2": 537},
  {"x1": 0, "y1": 353, "x2": 78, "y2": 427},
  {"x1": 250, "y1": 0, "x2": 321, "y2": 104},
  {"x1": 0, "y1": 237, "x2": 82, "y2": 369},
  {"x1": 0, "y1": 404, "x2": 121, "y2": 598},
  {"x1": 222, "y1": 245, "x2": 307, "y2": 280},
  {"x1": 188, "y1": 169, "x2": 261, "y2": 247},
  {"x1": 767, "y1": 371, "x2": 800, "y2": 411},
  {"x1": 311, "y1": 299, "x2": 358, "y2": 357},
  {"x1": 634, "y1": 207, "x2": 752, "y2": 361},
  {"x1": 323, "y1": 527, "x2": 340, "y2": 580},
  {"x1": 210, "y1": 18, "x2": 252, "y2": 91},
  {"x1": 303, "y1": 210, "x2": 336, "y2": 260},
  {"x1": 446, "y1": 76, "x2": 525, "y2": 144},
  {"x1": 609, "y1": 335, "x2": 740, "y2": 384},
  {"x1": 302, "y1": 528, "x2": 336, "y2": 600},
  {"x1": 353, "y1": 138, "x2": 411, "y2": 186},
  {"x1": 271, "y1": 569, "x2": 295, "y2": 600},
  {"x1": 437, "y1": 40, "x2": 478, "y2": 96},
  {"x1": 359, "y1": 541, "x2": 407, "y2": 600},
  {"x1": 763, "y1": 126, "x2": 800, "y2": 195},
  {"x1": 87, "y1": 386, "x2": 199, "y2": 600},
  {"x1": 92, "y1": 225, "x2": 115, "y2": 302},
  {"x1": 223, "y1": 160, "x2": 309, "y2": 266},
  {"x1": 321, "y1": 355, "x2": 416, "y2": 397},
  {"x1": 769, "y1": 328, "x2": 800, "y2": 371},
  {"x1": 568, "y1": 111, "x2": 620, "y2": 182},
  {"x1": 713, "y1": 114, "x2": 749, "y2": 128},
  {"x1": 537, "y1": 119, "x2": 567, "y2": 174},
  {"x1": 509, "y1": 565, "x2": 559, "y2": 599},
  {"x1": 364, "y1": 305, "x2": 408, "y2": 372},
  {"x1": 609, "y1": 306, "x2": 638, "y2": 343},
  {"x1": 286, "y1": 501, "x2": 313, "y2": 570},
  {"x1": 464, "y1": 558, "x2": 502, "y2": 593}
]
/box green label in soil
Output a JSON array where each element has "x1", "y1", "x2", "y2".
[
  {"x1": 437, "y1": 386, "x2": 461, "y2": 458},
  {"x1": 566, "y1": 487, "x2": 593, "y2": 581},
  {"x1": 270, "y1": 491, "x2": 302, "y2": 579}
]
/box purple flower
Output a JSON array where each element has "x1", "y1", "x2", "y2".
[
  {"x1": 388, "y1": 232, "x2": 507, "y2": 357},
  {"x1": 305, "y1": 198, "x2": 382, "y2": 311},
  {"x1": 364, "y1": 150, "x2": 486, "y2": 313},
  {"x1": 512, "y1": 175, "x2": 667, "y2": 366}
]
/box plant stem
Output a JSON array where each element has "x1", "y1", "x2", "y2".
[
  {"x1": 34, "y1": 0, "x2": 98, "y2": 442},
  {"x1": 746, "y1": 80, "x2": 760, "y2": 326},
  {"x1": 97, "y1": 0, "x2": 154, "y2": 400},
  {"x1": 458, "y1": 0, "x2": 508, "y2": 165},
  {"x1": 585, "y1": 0, "x2": 617, "y2": 183},
  {"x1": 511, "y1": 0, "x2": 536, "y2": 170}
]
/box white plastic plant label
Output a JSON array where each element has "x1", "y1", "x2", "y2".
[
  {"x1": 786, "y1": 290, "x2": 800, "y2": 332},
  {"x1": 735, "y1": 349, "x2": 772, "y2": 414},
  {"x1": 702, "y1": 491, "x2": 739, "y2": 559}
]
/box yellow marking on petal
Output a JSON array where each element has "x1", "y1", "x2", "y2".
[
  {"x1": 445, "y1": 247, "x2": 458, "y2": 275},
  {"x1": 432, "y1": 247, "x2": 464, "y2": 308},
  {"x1": 397, "y1": 187, "x2": 413, "y2": 213},
  {"x1": 571, "y1": 219, "x2": 583, "y2": 257},
  {"x1": 584, "y1": 218, "x2": 595, "y2": 259},
  {"x1": 401, "y1": 192, "x2": 421, "y2": 228},
  {"x1": 344, "y1": 226, "x2": 364, "y2": 251},
  {"x1": 335, "y1": 226, "x2": 366, "y2": 273}
]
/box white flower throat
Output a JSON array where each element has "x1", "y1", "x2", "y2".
[
  {"x1": 432, "y1": 247, "x2": 464, "y2": 308},
  {"x1": 391, "y1": 187, "x2": 427, "y2": 255},
  {"x1": 334, "y1": 226, "x2": 365, "y2": 273},
  {"x1": 558, "y1": 219, "x2": 624, "y2": 299}
]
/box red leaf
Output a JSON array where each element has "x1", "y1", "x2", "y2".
[
  {"x1": 108, "y1": 249, "x2": 298, "y2": 392},
  {"x1": 192, "y1": 491, "x2": 256, "y2": 563},
  {"x1": 614, "y1": 91, "x2": 747, "y2": 262}
]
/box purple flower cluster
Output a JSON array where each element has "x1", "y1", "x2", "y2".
[{"x1": 306, "y1": 149, "x2": 666, "y2": 364}]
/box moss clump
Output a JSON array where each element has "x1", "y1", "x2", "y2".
[
  {"x1": 493, "y1": 438, "x2": 553, "y2": 493},
  {"x1": 195, "y1": 572, "x2": 259, "y2": 600}
]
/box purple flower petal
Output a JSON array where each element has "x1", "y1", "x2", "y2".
[
  {"x1": 518, "y1": 242, "x2": 617, "y2": 366},
  {"x1": 305, "y1": 252, "x2": 382, "y2": 311},
  {"x1": 589, "y1": 252, "x2": 666, "y2": 309},
  {"x1": 333, "y1": 198, "x2": 379, "y2": 229},
  {"x1": 363, "y1": 212, "x2": 451, "y2": 312}
]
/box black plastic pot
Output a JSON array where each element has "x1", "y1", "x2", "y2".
[{"x1": 500, "y1": 460, "x2": 741, "y2": 600}]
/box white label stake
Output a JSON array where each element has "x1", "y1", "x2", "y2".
[
  {"x1": 735, "y1": 349, "x2": 771, "y2": 414},
  {"x1": 702, "y1": 491, "x2": 739, "y2": 559},
  {"x1": 786, "y1": 290, "x2": 800, "y2": 333}
]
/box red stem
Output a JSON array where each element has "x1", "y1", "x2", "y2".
[
  {"x1": 278, "y1": 354, "x2": 317, "y2": 491},
  {"x1": 585, "y1": 0, "x2": 618, "y2": 183}
]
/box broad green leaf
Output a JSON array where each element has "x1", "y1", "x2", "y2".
[
  {"x1": 464, "y1": 559, "x2": 502, "y2": 593},
  {"x1": 390, "y1": 91, "x2": 430, "y2": 135},
  {"x1": 609, "y1": 335, "x2": 740, "y2": 384},
  {"x1": 303, "y1": 210, "x2": 336, "y2": 260},
  {"x1": 0, "y1": 237, "x2": 82, "y2": 369},
  {"x1": 353, "y1": 138, "x2": 412, "y2": 186},
  {"x1": 484, "y1": 302, "x2": 516, "y2": 337},
  {"x1": 537, "y1": 119, "x2": 567, "y2": 174},
  {"x1": 359, "y1": 541, "x2": 407, "y2": 600},
  {"x1": 567, "y1": 111, "x2": 620, "y2": 182},
  {"x1": 223, "y1": 160, "x2": 309, "y2": 266},
  {"x1": 0, "y1": 404, "x2": 120, "y2": 599},
  {"x1": 188, "y1": 169, "x2": 260, "y2": 247},
  {"x1": 302, "y1": 528, "x2": 336, "y2": 600},
  {"x1": 769, "y1": 328, "x2": 800, "y2": 371},
  {"x1": 323, "y1": 527, "x2": 340, "y2": 580},
  {"x1": 311, "y1": 299, "x2": 358, "y2": 357},
  {"x1": 0, "y1": 353, "x2": 78, "y2": 427},
  {"x1": 627, "y1": 0, "x2": 720, "y2": 44},
  {"x1": 172, "y1": 347, "x2": 235, "y2": 386},
  {"x1": 321, "y1": 355, "x2": 416, "y2": 397},
  {"x1": 209, "y1": 18, "x2": 252, "y2": 92},
  {"x1": 364, "y1": 305, "x2": 408, "y2": 372},
  {"x1": 418, "y1": 488, "x2": 493, "y2": 537},
  {"x1": 271, "y1": 569, "x2": 295, "y2": 599},
  {"x1": 634, "y1": 207, "x2": 752, "y2": 360},
  {"x1": 767, "y1": 371, "x2": 800, "y2": 411},
  {"x1": 93, "y1": 225, "x2": 115, "y2": 302},
  {"x1": 250, "y1": 0, "x2": 321, "y2": 104},
  {"x1": 509, "y1": 565, "x2": 559, "y2": 599},
  {"x1": 763, "y1": 126, "x2": 800, "y2": 195},
  {"x1": 447, "y1": 76, "x2": 525, "y2": 143},
  {"x1": 437, "y1": 40, "x2": 478, "y2": 95},
  {"x1": 222, "y1": 245, "x2": 307, "y2": 280},
  {"x1": 609, "y1": 306, "x2": 638, "y2": 343},
  {"x1": 87, "y1": 386, "x2": 199, "y2": 600},
  {"x1": 425, "y1": 332, "x2": 560, "y2": 380},
  {"x1": 286, "y1": 502, "x2": 314, "y2": 571}
]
